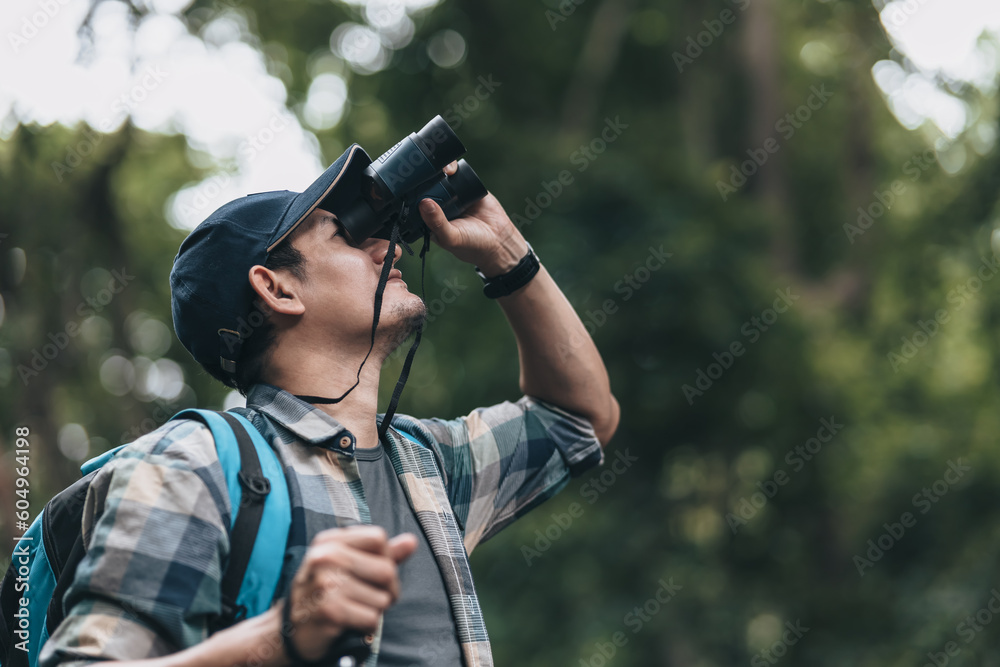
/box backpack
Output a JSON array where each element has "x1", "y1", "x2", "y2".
[
  {"x1": 0, "y1": 409, "x2": 291, "y2": 667},
  {"x1": 1, "y1": 408, "x2": 421, "y2": 667}
]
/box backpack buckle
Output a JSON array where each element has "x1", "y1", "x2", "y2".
[{"x1": 238, "y1": 471, "x2": 271, "y2": 500}]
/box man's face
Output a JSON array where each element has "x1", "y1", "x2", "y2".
[{"x1": 283, "y1": 207, "x2": 426, "y2": 352}]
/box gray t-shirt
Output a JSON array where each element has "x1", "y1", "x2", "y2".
[{"x1": 355, "y1": 441, "x2": 463, "y2": 666}]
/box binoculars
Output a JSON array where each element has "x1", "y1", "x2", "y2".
[{"x1": 338, "y1": 116, "x2": 488, "y2": 245}]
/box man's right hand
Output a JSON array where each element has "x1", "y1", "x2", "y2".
[{"x1": 282, "y1": 526, "x2": 419, "y2": 660}]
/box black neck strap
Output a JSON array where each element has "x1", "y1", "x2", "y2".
[{"x1": 294, "y1": 210, "x2": 430, "y2": 443}]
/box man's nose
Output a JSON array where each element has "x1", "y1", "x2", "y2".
[{"x1": 369, "y1": 238, "x2": 402, "y2": 265}]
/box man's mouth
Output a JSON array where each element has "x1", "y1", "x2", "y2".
[{"x1": 389, "y1": 269, "x2": 404, "y2": 283}]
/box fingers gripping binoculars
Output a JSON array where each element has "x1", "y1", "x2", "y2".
[{"x1": 338, "y1": 116, "x2": 488, "y2": 244}]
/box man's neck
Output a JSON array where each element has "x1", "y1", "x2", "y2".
[{"x1": 267, "y1": 342, "x2": 388, "y2": 449}]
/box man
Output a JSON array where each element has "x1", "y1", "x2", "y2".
[{"x1": 41, "y1": 144, "x2": 619, "y2": 667}]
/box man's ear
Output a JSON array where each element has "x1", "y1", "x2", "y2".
[{"x1": 248, "y1": 265, "x2": 306, "y2": 316}]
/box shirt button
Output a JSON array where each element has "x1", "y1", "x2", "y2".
[
  {"x1": 363, "y1": 633, "x2": 375, "y2": 645},
  {"x1": 338, "y1": 435, "x2": 353, "y2": 449}
]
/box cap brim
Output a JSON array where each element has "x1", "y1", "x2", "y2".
[{"x1": 266, "y1": 144, "x2": 372, "y2": 252}]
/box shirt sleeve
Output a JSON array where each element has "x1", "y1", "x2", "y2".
[
  {"x1": 40, "y1": 420, "x2": 232, "y2": 667},
  {"x1": 418, "y1": 395, "x2": 604, "y2": 553}
]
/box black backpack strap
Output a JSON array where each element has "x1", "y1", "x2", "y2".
[
  {"x1": 182, "y1": 411, "x2": 271, "y2": 632},
  {"x1": 46, "y1": 534, "x2": 87, "y2": 635},
  {"x1": 218, "y1": 412, "x2": 271, "y2": 627},
  {"x1": 41, "y1": 471, "x2": 102, "y2": 636}
]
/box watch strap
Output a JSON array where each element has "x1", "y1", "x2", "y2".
[{"x1": 476, "y1": 244, "x2": 540, "y2": 299}]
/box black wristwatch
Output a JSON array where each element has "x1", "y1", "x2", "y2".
[{"x1": 475, "y1": 243, "x2": 540, "y2": 299}]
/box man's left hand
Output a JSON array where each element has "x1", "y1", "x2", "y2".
[{"x1": 418, "y1": 161, "x2": 529, "y2": 276}]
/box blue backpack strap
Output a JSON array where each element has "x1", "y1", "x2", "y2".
[
  {"x1": 170, "y1": 409, "x2": 290, "y2": 624},
  {"x1": 224, "y1": 412, "x2": 290, "y2": 620},
  {"x1": 393, "y1": 427, "x2": 418, "y2": 445},
  {"x1": 79, "y1": 444, "x2": 129, "y2": 475}
]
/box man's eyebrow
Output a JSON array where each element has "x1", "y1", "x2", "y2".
[{"x1": 314, "y1": 212, "x2": 343, "y2": 234}]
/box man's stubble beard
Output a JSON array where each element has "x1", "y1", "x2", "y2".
[{"x1": 379, "y1": 296, "x2": 427, "y2": 356}]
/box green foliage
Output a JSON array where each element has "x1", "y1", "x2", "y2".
[{"x1": 2, "y1": 0, "x2": 1000, "y2": 663}]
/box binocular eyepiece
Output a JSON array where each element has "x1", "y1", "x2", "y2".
[{"x1": 338, "y1": 116, "x2": 488, "y2": 244}]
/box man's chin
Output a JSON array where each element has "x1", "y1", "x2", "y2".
[{"x1": 380, "y1": 297, "x2": 427, "y2": 353}]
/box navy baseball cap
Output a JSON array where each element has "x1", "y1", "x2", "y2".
[{"x1": 170, "y1": 144, "x2": 373, "y2": 383}]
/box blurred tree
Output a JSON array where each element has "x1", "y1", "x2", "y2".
[{"x1": 1, "y1": 0, "x2": 999, "y2": 663}]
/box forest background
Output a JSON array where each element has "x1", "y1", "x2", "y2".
[{"x1": 2, "y1": 0, "x2": 1000, "y2": 664}]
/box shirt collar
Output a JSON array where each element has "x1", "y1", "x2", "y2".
[{"x1": 245, "y1": 383, "x2": 358, "y2": 454}]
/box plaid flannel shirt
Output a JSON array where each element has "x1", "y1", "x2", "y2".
[{"x1": 41, "y1": 383, "x2": 603, "y2": 667}]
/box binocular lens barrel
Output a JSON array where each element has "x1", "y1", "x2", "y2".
[
  {"x1": 368, "y1": 116, "x2": 465, "y2": 203},
  {"x1": 337, "y1": 116, "x2": 487, "y2": 244},
  {"x1": 411, "y1": 116, "x2": 466, "y2": 170},
  {"x1": 368, "y1": 160, "x2": 487, "y2": 243},
  {"x1": 434, "y1": 160, "x2": 488, "y2": 219}
]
